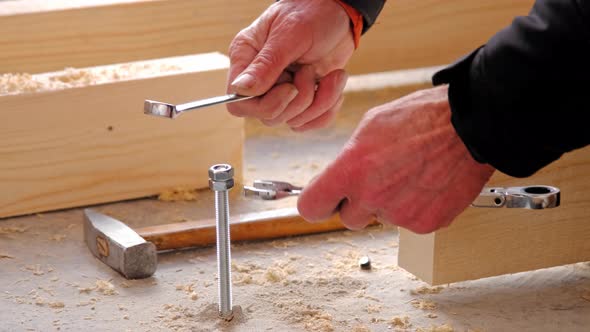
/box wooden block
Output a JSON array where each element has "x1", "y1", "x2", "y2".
[
  {"x1": 0, "y1": 53, "x2": 243, "y2": 218},
  {"x1": 399, "y1": 146, "x2": 590, "y2": 285},
  {"x1": 0, "y1": 0, "x2": 533, "y2": 74}
]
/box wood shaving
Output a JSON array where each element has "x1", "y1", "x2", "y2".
[
  {"x1": 175, "y1": 283, "x2": 198, "y2": 300},
  {"x1": 77, "y1": 298, "x2": 98, "y2": 307},
  {"x1": 78, "y1": 286, "x2": 94, "y2": 294},
  {"x1": 411, "y1": 286, "x2": 444, "y2": 295},
  {"x1": 366, "y1": 304, "x2": 382, "y2": 313},
  {"x1": 95, "y1": 280, "x2": 117, "y2": 295},
  {"x1": 416, "y1": 324, "x2": 454, "y2": 332},
  {"x1": 79, "y1": 280, "x2": 117, "y2": 295},
  {"x1": 411, "y1": 299, "x2": 437, "y2": 310},
  {"x1": 0, "y1": 252, "x2": 14, "y2": 259},
  {"x1": 175, "y1": 283, "x2": 194, "y2": 293},
  {"x1": 582, "y1": 292, "x2": 590, "y2": 302},
  {"x1": 49, "y1": 301, "x2": 65, "y2": 309},
  {"x1": 390, "y1": 316, "x2": 412, "y2": 329},
  {"x1": 426, "y1": 313, "x2": 438, "y2": 319},
  {"x1": 24, "y1": 264, "x2": 50, "y2": 276},
  {"x1": 50, "y1": 234, "x2": 67, "y2": 242},
  {"x1": 351, "y1": 325, "x2": 371, "y2": 332},
  {"x1": 158, "y1": 187, "x2": 200, "y2": 202}
]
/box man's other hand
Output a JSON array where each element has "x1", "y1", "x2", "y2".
[
  {"x1": 226, "y1": 0, "x2": 354, "y2": 131},
  {"x1": 297, "y1": 86, "x2": 496, "y2": 233}
]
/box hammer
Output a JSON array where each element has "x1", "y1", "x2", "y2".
[{"x1": 83, "y1": 208, "x2": 345, "y2": 279}]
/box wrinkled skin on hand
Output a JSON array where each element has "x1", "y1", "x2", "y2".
[
  {"x1": 297, "y1": 86, "x2": 496, "y2": 233},
  {"x1": 226, "y1": 0, "x2": 354, "y2": 131}
]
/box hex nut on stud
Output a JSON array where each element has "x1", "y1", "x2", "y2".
[
  {"x1": 209, "y1": 179, "x2": 235, "y2": 191},
  {"x1": 208, "y1": 164, "x2": 234, "y2": 181}
]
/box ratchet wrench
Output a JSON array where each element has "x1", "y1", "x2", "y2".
[{"x1": 244, "y1": 180, "x2": 560, "y2": 209}]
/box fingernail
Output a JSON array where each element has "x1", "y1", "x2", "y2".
[
  {"x1": 287, "y1": 87, "x2": 299, "y2": 102},
  {"x1": 231, "y1": 73, "x2": 256, "y2": 91}
]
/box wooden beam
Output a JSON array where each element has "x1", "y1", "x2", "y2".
[
  {"x1": 399, "y1": 146, "x2": 590, "y2": 285},
  {"x1": 0, "y1": 53, "x2": 243, "y2": 218},
  {"x1": 348, "y1": 0, "x2": 535, "y2": 73},
  {"x1": 0, "y1": 0, "x2": 533, "y2": 74}
]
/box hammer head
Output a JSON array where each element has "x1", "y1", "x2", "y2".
[{"x1": 84, "y1": 209, "x2": 157, "y2": 279}]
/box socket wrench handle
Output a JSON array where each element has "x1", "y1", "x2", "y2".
[{"x1": 245, "y1": 180, "x2": 561, "y2": 210}]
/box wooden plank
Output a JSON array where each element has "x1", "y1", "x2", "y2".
[
  {"x1": 399, "y1": 146, "x2": 590, "y2": 285},
  {"x1": 348, "y1": 0, "x2": 535, "y2": 73},
  {"x1": 0, "y1": 0, "x2": 533, "y2": 74},
  {"x1": 0, "y1": 53, "x2": 243, "y2": 218},
  {"x1": 0, "y1": 0, "x2": 268, "y2": 74}
]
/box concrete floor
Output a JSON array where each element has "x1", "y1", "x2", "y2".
[{"x1": 2, "y1": 90, "x2": 590, "y2": 331}]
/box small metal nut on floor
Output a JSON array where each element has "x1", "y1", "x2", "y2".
[{"x1": 359, "y1": 256, "x2": 371, "y2": 270}]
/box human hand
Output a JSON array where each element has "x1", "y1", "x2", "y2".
[
  {"x1": 226, "y1": 0, "x2": 354, "y2": 131},
  {"x1": 297, "y1": 85, "x2": 496, "y2": 233}
]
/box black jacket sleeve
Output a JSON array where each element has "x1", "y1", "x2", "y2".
[
  {"x1": 432, "y1": 0, "x2": 590, "y2": 177},
  {"x1": 340, "y1": 0, "x2": 386, "y2": 33}
]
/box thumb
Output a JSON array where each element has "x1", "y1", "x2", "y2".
[{"x1": 230, "y1": 29, "x2": 309, "y2": 96}]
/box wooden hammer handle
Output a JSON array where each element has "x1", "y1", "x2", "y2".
[{"x1": 137, "y1": 208, "x2": 344, "y2": 251}]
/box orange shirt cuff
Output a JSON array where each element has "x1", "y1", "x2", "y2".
[{"x1": 334, "y1": 0, "x2": 363, "y2": 49}]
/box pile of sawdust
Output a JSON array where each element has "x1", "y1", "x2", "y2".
[
  {"x1": 275, "y1": 299, "x2": 334, "y2": 332},
  {"x1": 232, "y1": 259, "x2": 297, "y2": 286},
  {"x1": 0, "y1": 63, "x2": 182, "y2": 96},
  {"x1": 411, "y1": 285, "x2": 444, "y2": 295},
  {"x1": 391, "y1": 316, "x2": 412, "y2": 329},
  {"x1": 157, "y1": 303, "x2": 246, "y2": 331},
  {"x1": 158, "y1": 187, "x2": 201, "y2": 202},
  {"x1": 411, "y1": 299, "x2": 437, "y2": 310}
]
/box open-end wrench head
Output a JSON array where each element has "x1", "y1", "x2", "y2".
[{"x1": 144, "y1": 100, "x2": 180, "y2": 119}]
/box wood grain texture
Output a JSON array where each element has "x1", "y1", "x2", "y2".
[
  {"x1": 0, "y1": 53, "x2": 243, "y2": 218},
  {"x1": 349, "y1": 0, "x2": 534, "y2": 73},
  {"x1": 140, "y1": 208, "x2": 347, "y2": 251},
  {"x1": 0, "y1": 0, "x2": 533, "y2": 74},
  {"x1": 399, "y1": 146, "x2": 590, "y2": 285}
]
